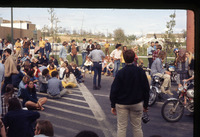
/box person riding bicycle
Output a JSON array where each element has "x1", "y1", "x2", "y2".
[{"x1": 151, "y1": 51, "x2": 173, "y2": 95}]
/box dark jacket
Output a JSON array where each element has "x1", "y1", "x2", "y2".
[
  {"x1": 21, "y1": 88, "x2": 38, "y2": 107},
  {"x1": 3, "y1": 109, "x2": 40, "y2": 137},
  {"x1": 45, "y1": 42, "x2": 51, "y2": 52},
  {"x1": 86, "y1": 44, "x2": 95, "y2": 55},
  {"x1": 37, "y1": 56, "x2": 44, "y2": 64},
  {"x1": 12, "y1": 71, "x2": 25, "y2": 88},
  {"x1": 110, "y1": 64, "x2": 150, "y2": 109}
]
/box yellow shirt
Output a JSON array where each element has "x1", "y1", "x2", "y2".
[
  {"x1": 121, "y1": 53, "x2": 125, "y2": 63},
  {"x1": 39, "y1": 40, "x2": 45, "y2": 48},
  {"x1": 15, "y1": 42, "x2": 22, "y2": 51},
  {"x1": 48, "y1": 67, "x2": 57, "y2": 76},
  {"x1": 104, "y1": 43, "x2": 110, "y2": 48}
]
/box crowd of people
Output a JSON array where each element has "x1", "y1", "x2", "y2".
[{"x1": 0, "y1": 36, "x2": 195, "y2": 137}]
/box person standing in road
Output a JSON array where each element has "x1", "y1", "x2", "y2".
[
  {"x1": 88, "y1": 44, "x2": 105, "y2": 90},
  {"x1": 110, "y1": 49, "x2": 150, "y2": 137},
  {"x1": 104, "y1": 41, "x2": 110, "y2": 56},
  {"x1": 147, "y1": 42, "x2": 155, "y2": 68},
  {"x1": 44, "y1": 39, "x2": 51, "y2": 59},
  {"x1": 59, "y1": 41, "x2": 68, "y2": 62},
  {"x1": 80, "y1": 38, "x2": 88, "y2": 68},
  {"x1": 69, "y1": 40, "x2": 79, "y2": 66},
  {"x1": 39, "y1": 37, "x2": 45, "y2": 57},
  {"x1": 110, "y1": 44, "x2": 122, "y2": 77}
]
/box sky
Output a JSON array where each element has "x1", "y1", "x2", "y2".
[{"x1": 0, "y1": 8, "x2": 187, "y2": 36}]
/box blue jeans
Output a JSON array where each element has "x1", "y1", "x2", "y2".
[
  {"x1": 93, "y1": 62, "x2": 102, "y2": 87},
  {"x1": 81, "y1": 52, "x2": 87, "y2": 67},
  {"x1": 40, "y1": 48, "x2": 44, "y2": 56},
  {"x1": 122, "y1": 63, "x2": 126, "y2": 68},
  {"x1": 46, "y1": 51, "x2": 50, "y2": 59},
  {"x1": 113, "y1": 60, "x2": 120, "y2": 77},
  {"x1": 23, "y1": 48, "x2": 29, "y2": 56}
]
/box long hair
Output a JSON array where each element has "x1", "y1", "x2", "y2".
[
  {"x1": 158, "y1": 51, "x2": 166, "y2": 61},
  {"x1": 186, "y1": 51, "x2": 193, "y2": 64},
  {"x1": 36, "y1": 120, "x2": 54, "y2": 137},
  {"x1": 26, "y1": 81, "x2": 36, "y2": 94},
  {"x1": 8, "y1": 98, "x2": 22, "y2": 111},
  {"x1": 4, "y1": 84, "x2": 15, "y2": 104}
]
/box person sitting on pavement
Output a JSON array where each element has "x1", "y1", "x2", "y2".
[
  {"x1": 49, "y1": 55, "x2": 59, "y2": 68},
  {"x1": 21, "y1": 80, "x2": 47, "y2": 110},
  {"x1": 62, "y1": 67, "x2": 78, "y2": 88},
  {"x1": 106, "y1": 58, "x2": 114, "y2": 76},
  {"x1": 11, "y1": 65, "x2": 25, "y2": 88},
  {"x1": 84, "y1": 57, "x2": 93, "y2": 74},
  {"x1": 38, "y1": 69, "x2": 51, "y2": 93},
  {"x1": 37, "y1": 53, "x2": 44, "y2": 66},
  {"x1": 18, "y1": 75, "x2": 30, "y2": 98},
  {"x1": 47, "y1": 63, "x2": 57, "y2": 77},
  {"x1": 59, "y1": 62, "x2": 67, "y2": 80},
  {"x1": 3, "y1": 98, "x2": 40, "y2": 137},
  {"x1": 75, "y1": 130, "x2": 99, "y2": 137},
  {"x1": 101, "y1": 58, "x2": 108, "y2": 75},
  {"x1": 34, "y1": 120, "x2": 54, "y2": 137},
  {"x1": 1, "y1": 84, "x2": 17, "y2": 118},
  {"x1": 71, "y1": 62, "x2": 84, "y2": 83},
  {"x1": 151, "y1": 51, "x2": 173, "y2": 95},
  {"x1": 47, "y1": 71, "x2": 68, "y2": 99}
]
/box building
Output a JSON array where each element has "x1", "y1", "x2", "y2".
[{"x1": 0, "y1": 19, "x2": 41, "y2": 41}]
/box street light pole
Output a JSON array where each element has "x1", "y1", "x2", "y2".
[{"x1": 11, "y1": 7, "x2": 14, "y2": 46}]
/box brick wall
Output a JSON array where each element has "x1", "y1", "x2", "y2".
[{"x1": 0, "y1": 26, "x2": 41, "y2": 41}]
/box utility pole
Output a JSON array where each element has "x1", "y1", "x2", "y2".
[{"x1": 11, "y1": 7, "x2": 14, "y2": 45}]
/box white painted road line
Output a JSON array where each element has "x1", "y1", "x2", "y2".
[
  {"x1": 44, "y1": 104, "x2": 102, "y2": 120},
  {"x1": 62, "y1": 97, "x2": 87, "y2": 103},
  {"x1": 94, "y1": 94, "x2": 109, "y2": 97},
  {"x1": 47, "y1": 99, "x2": 90, "y2": 110},
  {"x1": 40, "y1": 112, "x2": 108, "y2": 130},
  {"x1": 53, "y1": 123, "x2": 79, "y2": 133},
  {"x1": 79, "y1": 83, "x2": 117, "y2": 137}
]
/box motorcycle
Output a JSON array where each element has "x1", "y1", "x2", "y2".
[
  {"x1": 164, "y1": 61, "x2": 178, "y2": 82},
  {"x1": 161, "y1": 81, "x2": 194, "y2": 122},
  {"x1": 148, "y1": 75, "x2": 165, "y2": 106}
]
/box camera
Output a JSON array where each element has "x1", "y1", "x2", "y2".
[{"x1": 142, "y1": 112, "x2": 150, "y2": 124}]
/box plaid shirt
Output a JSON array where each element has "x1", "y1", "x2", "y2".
[
  {"x1": 152, "y1": 50, "x2": 160, "y2": 61},
  {"x1": 1, "y1": 93, "x2": 17, "y2": 118}
]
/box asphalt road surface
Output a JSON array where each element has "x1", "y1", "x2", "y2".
[{"x1": 38, "y1": 73, "x2": 193, "y2": 137}]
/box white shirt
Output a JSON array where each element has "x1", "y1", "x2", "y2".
[
  {"x1": 0, "y1": 43, "x2": 3, "y2": 50},
  {"x1": 110, "y1": 49, "x2": 122, "y2": 59}
]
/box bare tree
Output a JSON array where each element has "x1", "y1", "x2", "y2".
[{"x1": 48, "y1": 8, "x2": 56, "y2": 40}]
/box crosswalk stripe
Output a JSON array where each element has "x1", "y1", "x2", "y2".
[
  {"x1": 44, "y1": 104, "x2": 102, "y2": 120},
  {"x1": 94, "y1": 94, "x2": 109, "y2": 97},
  {"x1": 40, "y1": 112, "x2": 107, "y2": 130},
  {"x1": 53, "y1": 123, "x2": 79, "y2": 133},
  {"x1": 62, "y1": 97, "x2": 87, "y2": 103},
  {"x1": 47, "y1": 99, "x2": 90, "y2": 110},
  {"x1": 78, "y1": 83, "x2": 116, "y2": 137},
  {"x1": 68, "y1": 93, "x2": 84, "y2": 98}
]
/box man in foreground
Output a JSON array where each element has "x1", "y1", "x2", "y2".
[{"x1": 110, "y1": 49, "x2": 150, "y2": 137}]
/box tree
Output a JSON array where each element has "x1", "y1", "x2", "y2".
[
  {"x1": 113, "y1": 28, "x2": 126, "y2": 44},
  {"x1": 163, "y1": 11, "x2": 177, "y2": 61},
  {"x1": 48, "y1": 8, "x2": 56, "y2": 39}
]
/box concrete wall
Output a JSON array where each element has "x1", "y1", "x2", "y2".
[{"x1": 0, "y1": 26, "x2": 41, "y2": 41}]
